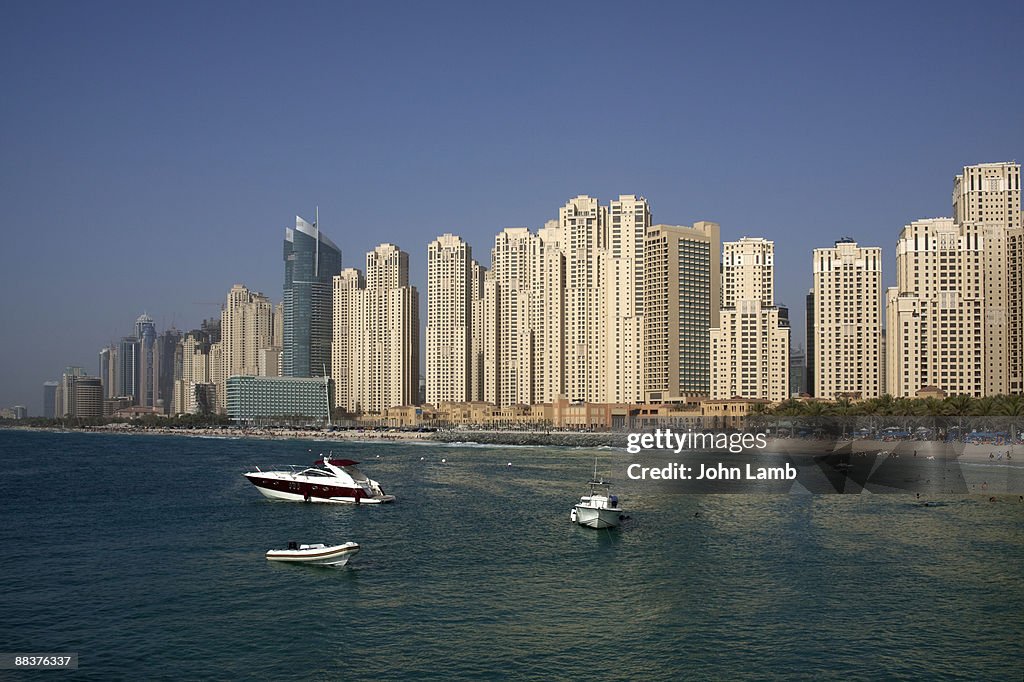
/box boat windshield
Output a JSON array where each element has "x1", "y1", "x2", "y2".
[{"x1": 342, "y1": 465, "x2": 369, "y2": 482}]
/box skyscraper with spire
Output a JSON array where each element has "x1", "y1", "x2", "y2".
[{"x1": 283, "y1": 213, "x2": 342, "y2": 378}]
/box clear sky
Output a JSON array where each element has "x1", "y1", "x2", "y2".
[{"x1": 2, "y1": 0, "x2": 1022, "y2": 415}]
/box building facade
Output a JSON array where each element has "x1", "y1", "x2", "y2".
[
  {"x1": 283, "y1": 214, "x2": 342, "y2": 379},
  {"x1": 887, "y1": 162, "x2": 1022, "y2": 398},
  {"x1": 217, "y1": 284, "x2": 274, "y2": 409},
  {"x1": 225, "y1": 375, "x2": 332, "y2": 421},
  {"x1": 886, "y1": 218, "x2": 985, "y2": 397},
  {"x1": 57, "y1": 367, "x2": 103, "y2": 418},
  {"x1": 135, "y1": 313, "x2": 158, "y2": 409},
  {"x1": 643, "y1": 222, "x2": 720, "y2": 402},
  {"x1": 952, "y1": 162, "x2": 1022, "y2": 395},
  {"x1": 426, "y1": 234, "x2": 474, "y2": 405},
  {"x1": 710, "y1": 237, "x2": 790, "y2": 401},
  {"x1": 812, "y1": 239, "x2": 882, "y2": 400},
  {"x1": 332, "y1": 244, "x2": 420, "y2": 413}
]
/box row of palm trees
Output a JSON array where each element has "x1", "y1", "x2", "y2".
[{"x1": 752, "y1": 394, "x2": 1024, "y2": 417}]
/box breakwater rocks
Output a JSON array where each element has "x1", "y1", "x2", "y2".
[{"x1": 429, "y1": 430, "x2": 627, "y2": 449}]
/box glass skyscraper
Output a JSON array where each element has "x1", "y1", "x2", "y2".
[{"x1": 283, "y1": 214, "x2": 342, "y2": 378}]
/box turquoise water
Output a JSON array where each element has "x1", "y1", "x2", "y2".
[{"x1": 0, "y1": 430, "x2": 1021, "y2": 680}]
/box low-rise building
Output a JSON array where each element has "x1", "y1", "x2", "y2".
[{"x1": 226, "y1": 375, "x2": 332, "y2": 422}]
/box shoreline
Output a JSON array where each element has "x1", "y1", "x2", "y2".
[{"x1": 3, "y1": 425, "x2": 1022, "y2": 464}]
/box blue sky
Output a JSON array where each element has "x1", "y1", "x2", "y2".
[{"x1": 2, "y1": 1, "x2": 1022, "y2": 414}]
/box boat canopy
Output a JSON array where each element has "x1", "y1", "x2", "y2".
[{"x1": 323, "y1": 458, "x2": 359, "y2": 467}]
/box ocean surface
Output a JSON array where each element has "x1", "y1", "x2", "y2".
[{"x1": 0, "y1": 430, "x2": 1021, "y2": 680}]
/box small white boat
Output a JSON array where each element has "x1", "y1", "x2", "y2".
[
  {"x1": 266, "y1": 541, "x2": 360, "y2": 566},
  {"x1": 570, "y1": 463, "x2": 625, "y2": 529}
]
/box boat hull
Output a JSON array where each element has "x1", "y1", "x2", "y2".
[
  {"x1": 574, "y1": 504, "x2": 622, "y2": 529},
  {"x1": 266, "y1": 543, "x2": 359, "y2": 566},
  {"x1": 244, "y1": 474, "x2": 395, "y2": 504}
]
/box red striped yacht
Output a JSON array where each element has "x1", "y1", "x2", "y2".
[{"x1": 244, "y1": 456, "x2": 395, "y2": 504}]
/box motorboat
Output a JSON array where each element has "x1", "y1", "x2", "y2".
[
  {"x1": 266, "y1": 541, "x2": 359, "y2": 566},
  {"x1": 570, "y1": 476, "x2": 625, "y2": 529},
  {"x1": 244, "y1": 456, "x2": 395, "y2": 504}
]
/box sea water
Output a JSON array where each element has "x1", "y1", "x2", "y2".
[{"x1": 0, "y1": 430, "x2": 1021, "y2": 679}]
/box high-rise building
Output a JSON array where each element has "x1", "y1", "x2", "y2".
[
  {"x1": 42, "y1": 381, "x2": 58, "y2": 418},
  {"x1": 283, "y1": 214, "x2": 342, "y2": 379},
  {"x1": 530, "y1": 222, "x2": 567, "y2": 405},
  {"x1": 118, "y1": 336, "x2": 139, "y2": 402},
  {"x1": 952, "y1": 161, "x2": 1022, "y2": 395},
  {"x1": 812, "y1": 239, "x2": 882, "y2": 400},
  {"x1": 886, "y1": 218, "x2": 985, "y2": 397},
  {"x1": 332, "y1": 244, "x2": 419, "y2": 413},
  {"x1": 789, "y1": 346, "x2": 807, "y2": 397},
  {"x1": 426, "y1": 234, "x2": 474, "y2": 405},
  {"x1": 561, "y1": 196, "x2": 608, "y2": 403},
  {"x1": 58, "y1": 366, "x2": 103, "y2": 418},
  {"x1": 710, "y1": 238, "x2": 790, "y2": 401},
  {"x1": 480, "y1": 221, "x2": 568, "y2": 407},
  {"x1": 468, "y1": 259, "x2": 487, "y2": 402},
  {"x1": 886, "y1": 163, "x2": 1022, "y2": 398},
  {"x1": 489, "y1": 227, "x2": 537, "y2": 407},
  {"x1": 272, "y1": 302, "x2": 284, "y2": 347},
  {"x1": 805, "y1": 289, "x2": 815, "y2": 396},
  {"x1": 173, "y1": 328, "x2": 217, "y2": 414},
  {"x1": 643, "y1": 222, "x2": 720, "y2": 402},
  {"x1": 157, "y1": 328, "x2": 181, "y2": 413},
  {"x1": 98, "y1": 345, "x2": 116, "y2": 400},
  {"x1": 332, "y1": 268, "x2": 365, "y2": 413},
  {"x1": 606, "y1": 196, "x2": 651, "y2": 404},
  {"x1": 216, "y1": 284, "x2": 275, "y2": 410},
  {"x1": 135, "y1": 313, "x2": 158, "y2": 409}
]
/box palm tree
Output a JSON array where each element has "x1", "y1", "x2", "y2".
[
  {"x1": 944, "y1": 394, "x2": 975, "y2": 439},
  {"x1": 995, "y1": 395, "x2": 1024, "y2": 416},
  {"x1": 920, "y1": 397, "x2": 948, "y2": 417},
  {"x1": 944, "y1": 394, "x2": 975, "y2": 416},
  {"x1": 972, "y1": 396, "x2": 998, "y2": 417},
  {"x1": 995, "y1": 395, "x2": 1024, "y2": 443}
]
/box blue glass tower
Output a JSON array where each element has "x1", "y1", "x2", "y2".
[{"x1": 283, "y1": 214, "x2": 342, "y2": 378}]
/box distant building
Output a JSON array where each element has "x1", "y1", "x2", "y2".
[
  {"x1": 217, "y1": 284, "x2": 275, "y2": 410},
  {"x1": 225, "y1": 375, "x2": 332, "y2": 422},
  {"x1": 283, "y1": 214, "x2": 342, "y2": 379},
  {"x1": 135, "y1": 313, "x2": 158, "y2": 409},
  {"x1": 805, "y1": 289, "x2": 815, "y2": 396},
  {"x1": 99, "y1": 344, "x2": 117, "y2": 400},
  {"x1": 13, "y1": 405, "x2": 27, "y2": 420},
  {"x1": 58, "y1": 367, "x2": 103, "y2": 418},
  {"x1": 118, "y1": 336, "x2": 139, "y2": 403},
  {"x1": 173, "y1": 329, "x2": 217, "y2": 414},
  {"x1": 789, "y1": 346, "x2": 807, "y2": 397},
  {"x1": 103, "y1": 396, "x2": 134, "y2": 417},
  {"x1": 43, "y1": 381, "x2": 58, "y2": 418},
  {"x1": 157, "y1": 328, "x2": 181, "y2": 414},
  {"x1": 259, "y1": 346, "x2": 282, "y2": 377}
]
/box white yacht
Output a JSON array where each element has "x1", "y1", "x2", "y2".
[{"x1": 244, "y1": 456, "x2": 395, "y2": 504}]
